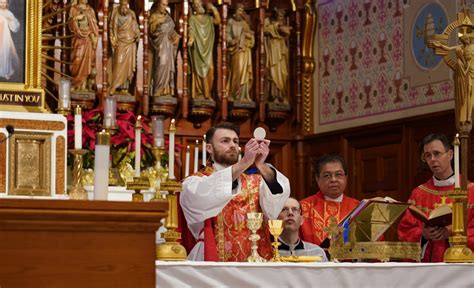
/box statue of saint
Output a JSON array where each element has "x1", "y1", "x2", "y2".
[
  {"x1": 109, "y1": 0, "x2": 140, "y2": 95},
  {"x1": 0, "y1": 0, "x2": 20, "y2": 81},
  {"x1": 68, "y1": 0, "x2": 99, "y2": 91},
  {"x1": 149, "y1": 0, "x2": 180, "y2": 97},
  {"x1": 431, "y1": 29, "x2": 474, "y2": 129},
  {"x1": 188, "y1": 0, "x2": 221, "y2": 99},
  {"x1": 226, "y1": 3, "x2": 254, "y2": 102},
  {"x1": 264, "y1": 8, "x2": 291, "y2": 104}
]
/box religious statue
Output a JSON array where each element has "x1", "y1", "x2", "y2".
[
  {"x1": 226, "y1": 3, "x2": 254, "y2": 103},
  {"x1": 109, "y1": 0, "x2": 140, "y2": 95},
  {"x1": 431, "y1": 27, "x2": 474, "y2": 130},
  {"x1": 264, "y1": 8, "x2": 291, "y2": 104},
  {"x1": 0, "y1": 0, "x2": 19, "y2": 81},
  {"x1": 188, "y1": 0, "x2": 221, "y2": 99},
  {"x1": 149, "y1": 0, "x2": 180, "y2": 98},
  {"x1": 68, "y1": 0, "x2": 99, "y2": 91}
]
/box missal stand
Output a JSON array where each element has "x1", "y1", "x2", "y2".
[{"x1": 327, "y1": 198, "x2": 421, "y2": 262}]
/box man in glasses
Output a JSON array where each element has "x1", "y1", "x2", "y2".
[
  {"x1": 398, "y1": 133, "x2": 474, "y2": 262},
  {"x1": 300, "y1": 154, "x2": 359, "y2": 246},
  {"x1": 278, "y1": 197, "x2": 327, "y2": 261}
]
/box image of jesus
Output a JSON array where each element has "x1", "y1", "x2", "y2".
[{"x1": 0, "y1": 0, "x2": 20, "y2": 80}]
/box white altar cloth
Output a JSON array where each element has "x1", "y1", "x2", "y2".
[{"x1": 155, "y1": 261, "x2": 474, "y2": 288}]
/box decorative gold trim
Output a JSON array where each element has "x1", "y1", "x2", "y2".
[
  {"x1": 302, "y1": 1, "x2": 317, "y2": 133},
  {"x1": 8, "y1": 131, "x2": 52, "y2": 196},
  {"x1": 56, "y1": 136, "x2": 65, "y2": 194},
  {"x1": 418, "y1": 183, "x2": 474, "y2": 195},
  {"x1": 217, "y1": 213, "x2": 225, "y2": 261}
]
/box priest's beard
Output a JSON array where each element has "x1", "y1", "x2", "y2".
[{"x1": 212, "y1": 149, "x2": 239, "y2": 166}]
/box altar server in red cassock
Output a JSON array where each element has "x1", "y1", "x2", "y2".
[
  {"x1": 398, "y1": 133, "x2": 474, "y2": 262},
  {"x1": 180, "y1": 122, "x2": 290, "y2": 261},
  {"x1": 300, "y1": 154, "x2": 359, "y2": 246}
]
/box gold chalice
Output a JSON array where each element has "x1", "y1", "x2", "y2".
[
  {"x1": 246, "y1": 212, "x2": 266, "y2": 262},
  {"x1": 268, "y1": 219, "x2": 283, "y2": 262}
]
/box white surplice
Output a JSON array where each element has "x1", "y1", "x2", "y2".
[{"x1": 180, "y1": 163, "x2": 290, "y2": 260}]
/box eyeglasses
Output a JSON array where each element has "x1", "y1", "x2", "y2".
[
  {"x1": 280, "y1": 207, "x2": 301, "y2": 215},
  {"x1": 319, "y1": 171, "x2": 346, "y2": 181},
  {"x1": 421, "y1": 151, "x2": 448, "y2": 162}
]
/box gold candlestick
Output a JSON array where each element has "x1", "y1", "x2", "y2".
[
  {"x1": 246, "y1": 212, "x2": 266, "y2": 262},
  {"x1": 68, "y1": 149, "x2": 88, "y2": 200},
  {"x1": 151, "y1": 146, "x2": 166, "y2": 201},
  {"x1": 268, "y1": 219, "x2": 283, "y2": 262},
  {"x1": 126, "y1": 176, "x2": 149, "y2": 202},
  {"x1": 156, "y1": 179, "x2": 187, "y2": 261}
]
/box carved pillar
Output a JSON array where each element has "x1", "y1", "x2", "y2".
[{"x1": 143, "y1": 11, "x2": 149, "y2": 116}]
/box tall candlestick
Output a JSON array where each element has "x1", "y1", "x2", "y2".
[
  {"x1": 152, "y1": 115, "x2": 164, "y2": 148},
  {"x1": 94, "y1": 131, "x2": 110, "y2": 200},
  {"x1": 194, "y1": 140, "x2": 199, "y2": 173},
  {"x1": 185, "y1": 145, "x2": 190, "y2": 177},
  {"x1": 135, "y1": 116, "x2": 142, "y2": 177},
  {"x1": 74, "y1": 106, "x2": 82, "y2": 149},
  {"x1": 202, "y1": 134, "x2": 207, "y2": 167},
  {"x1": 168, "y1": 119, "x2": 176, "y2": 180},
  {"x1": 103, "y1": 97, "x2": 117, "y2": 129},
  {"x1": 454, "y1": 134, "x2": 460, "y2": 189}
]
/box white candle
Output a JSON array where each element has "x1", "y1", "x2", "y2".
[
  {"x1": 74, "y1": 106, "x2": 82, "y2": 149},
  {"x1": 103, "y1": 97, "x2": 117, "y2": 129},
  {"x1": 94, "y1": 131, "x2": 110, "y2": 200},
  {"x1": 135, "y1": 116, "x2": 142, "y2": 177},
  {"x1": 454, "y1": 134, "x2": 460, "y2": 189},
  {"x1": 185, "y1": 145, "x2": 190, "y2": 177},
  {"x1": 238, "y1": 147, "x2": 242, "y2": 161},
  {"x1": 184, "y1": 0, "x2": 188, "y2": 16},
  {"x1": 59, "y1": 78, "x2": 71, "y2": 109},
  {"x1": 202, "y1": 135, "x2": 207, "y2": 167},
  {"x1": 168, "y1": 119, "x2": 176, "y2": 180},
  {"x1": 194, "y1": 140, "x2": 199, "y2": 173},
  {"x1": 152, "y1": 115, "x2": 164, "y2": 148}
]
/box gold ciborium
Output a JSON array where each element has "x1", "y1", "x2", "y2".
[
  {"x1": 247, "y1": 212, "x2": 266, "y2": 262},
  {"x1": 268, "y1": 219, "x2": 283, "y2": 262}
]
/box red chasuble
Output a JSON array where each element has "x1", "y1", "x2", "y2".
[
  {"x1": 197, "y1": 167, "x2": 273, "y2": 262},
  {"x1": 300, "y1": 191, "x2": 360, "y2": 245},
  {"x1": 398, "y1": 178, "x2": 474, "y2": 262}
]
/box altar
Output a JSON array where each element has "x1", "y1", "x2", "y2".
[{"x1": 155, "y1": 261, "x2": 474, "y2": 288}]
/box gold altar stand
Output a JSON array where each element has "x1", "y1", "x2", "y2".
[
  {"x1": 0, "y1": 199, "x2": 167, "y2": 288},
  {"x1": 328, "y1": 199, "x2": 421, "y2": 262}
]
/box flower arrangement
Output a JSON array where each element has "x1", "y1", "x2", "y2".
[{"x1": 66, "y1": 109, "x2": 157, "y2": 170}]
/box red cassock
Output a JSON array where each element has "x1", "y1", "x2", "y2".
[
  {"x1": 300, "y1": 191, "x2": 360, "y2": 245},
  {"x1": 398, "y1": 178, "x2": 474, "y2": 262}
]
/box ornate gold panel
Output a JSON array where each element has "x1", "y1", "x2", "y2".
[{"x1": 8, "y1": 132, "x2": 51, "y2": 196}]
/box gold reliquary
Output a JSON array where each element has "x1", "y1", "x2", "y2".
[{"x1": 327, "y1": 197, "x2": 421, "y2": 262}]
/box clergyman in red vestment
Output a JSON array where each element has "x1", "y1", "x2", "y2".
[
  {"x1": 398, "y1": 133, "x2": 474, "y2": 262},
  {"x1": 300, "y1": 154, "x2": 359, "y2": 246}
]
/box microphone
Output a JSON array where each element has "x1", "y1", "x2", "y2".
[{"x1": 1, "y1": 125, "x2": 14, "y2": 143}]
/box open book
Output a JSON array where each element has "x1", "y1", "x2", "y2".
[
  {"x1": 320, "y1": 197, "x2": 410, "y2": 247},
  {"x1": 408, "y1": 204, "x2": 452, "y2": 227}
]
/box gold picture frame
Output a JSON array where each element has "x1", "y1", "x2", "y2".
[
  {"x1": 8, "y1": 131, "x2": 52, "y2": 196},
  {"x1": 0, "y1": 0, "x2": 46, "y2": 112}
]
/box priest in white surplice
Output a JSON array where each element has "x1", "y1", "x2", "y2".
[{"x1": 180, "y1": 122, "x2": 290, "y2": 261}]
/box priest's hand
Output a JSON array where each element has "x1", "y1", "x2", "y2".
[
  {"x1": 422, "y1": 225, "x2": 451, "y2": 241},
  {"x1": 254, "y1": 139, "x2": 270, "y2": 169}
]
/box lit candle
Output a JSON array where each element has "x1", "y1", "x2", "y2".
[
  {"x1": 168, "y1": 119, "x2": 176, "y2": 180},
  {"x1": 152, "y1": 115, "x2": 164, "y2": 148},
  {"x1": 202, "y1": 134, "x2": 207, "y2": 167},
  {"x1": 185, "y1": 145, "x2": 190, "y2": 177},
  {"x1": 135, "y1": 115, "x2": 142, "y2": 177},
  {"x1": 454, "y1": 134, "x2": 460, "y2": 189},
  {"x1": 194, "y1": 140, "x2": 199, "y2": 173},
  {"x1": 59, "y1": 78, "x2": 71, "y2": 110},
  {"x1": 103, "y1": 97, "x2": 117, "y2": 129},
  {"x1": 238, "y1": 147, "x2": 242, "y2": 161},
  {"x1": 74, "y1": 106, "x2": 82, "y2": 150},
  {"x1": 184, "y1": 0, "x2": 188, "y2": 16},
  {"x1": 94, "y1": 130, "x2": 110, "y2": 200}
]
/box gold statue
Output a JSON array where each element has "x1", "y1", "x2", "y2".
[
  {"x1": 226, "y1": 3, "x2": 254, "y2": 103},
  {"x1": 264, "y1": 8, "x2": 291, "y2": 104},
  {"x1": 109, "y1": 0, "x2": 140, "y2": 95},
  {"x1": 188, "y1": 0, "x2": 221, "y2": 99},
  {"x1": 68, "y1": 0, "x2": 99, "y2": 91}
]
